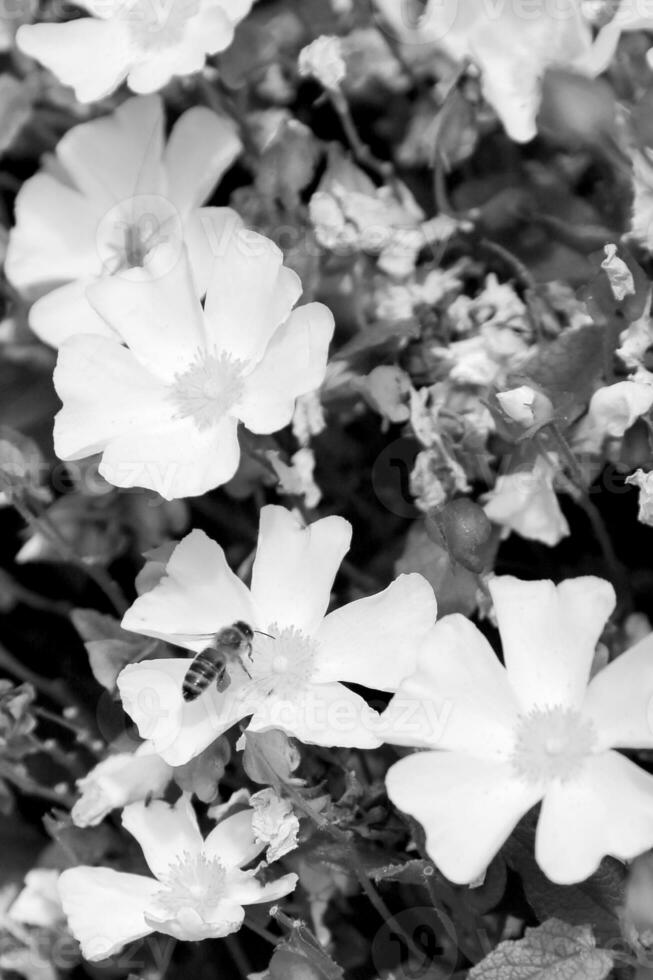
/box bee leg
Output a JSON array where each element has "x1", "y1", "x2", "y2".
[{"x1": 216, "y1": 673, "x2": 232, "y2": 694}]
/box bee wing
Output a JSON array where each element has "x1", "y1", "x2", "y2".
[{"x1": 163, "y1": 631, "x2": 217, "y2": 646}]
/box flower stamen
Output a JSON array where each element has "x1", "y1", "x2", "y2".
[
  {"x1": 169, "y1": 351, "x2": 246, "y2": 431},
  {"x1": 250, "y1": 625, "x2": 317, "y2": 698},
  {"x1": 153, "y1": 853, "x2": 227, "y2": 919},
  {"x1": 511, "y1": 706, "x2": 596, "y2": 784}
]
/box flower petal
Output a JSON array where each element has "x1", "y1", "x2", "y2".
[
  {"x1": 164, "y1": 107, "x2": 242, "y2": 215},
  {"x1": 204, "y1": 230, "x2": 302, "y2": 365},
  {"x1": 386, "y1": 751, "x2": 541, "y2": 884},
  {"x1": 204, "y1": 810, "x2": 264, "y2": 869},
  {"x1": 55, "y1": 95, "x2": 165, "y2": 210},
  {"x1": 582, "y1": 631, "x2": 653, "y2": 751},
  {"x1": 53, "y1": 334, "x2": 171, "y2": 460},
  {"x1": 535, "y1": 752, "x2": 653, "y2": 884},
  {"x1": 313, "y1": 574, "x2": 437, "y2": 692},
  {"x1": 380, "y1": 615, "x2": 521, "y2": 758},
  {"x1": 16, "y1": 20, "x2": 131, "y2": 104},
  {"x1": 184, "y1": 206, "x2": 244, "y2": 296},
  {"x1": 225, "y1": 870, "x2": 298, "y2": 907},
  {"x1": 122, "y1": 797, "x2": 202, "y2": 880},
  {"x1": 490, "y1": 576, "x2": 616, "y2": 712},
  {"x1": 6, "y1": 174, "x2": 99, "y2": 294},
  {"x1": 98, "y1": 413, "x2": 241, "y2": 499},
  {"x1": 117, "y1": 658, "x2": 261, "y2": 766},
  {"x1": 247, "y1": 682, "x2": 382, "y2": 749},
  {"x1": 122, "y1": 529, "x2": 255, "y2": 649},
  {"x1": 58, "y1": 867, "x2": 157, "y2": 962},
  {"x1": 85, "y1": 247, "x2": 206, "y2": 381},
  {"x1": 250, "y1": 505, "x2": 351, "y2": 634},
  {"x1": 236, "y1": 303, "x2": 334, "y2": 434},
  {"x1": 145, "y1": 900, "x2": 244, "y2": 942},
  {"x1": 126, "y1": 46, "x2": 204, "y2": 96},
  {"x1": 28, "y1": 279, "x2": 114, "y2": 347}
]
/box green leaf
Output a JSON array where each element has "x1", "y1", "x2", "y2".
[
  {"x1": 241, "y1": 729, "x2": 303, "y2": 792},
  {"x1": 70, "y1": 609, "x2": 163, "y2": 691},
  {"x1": 272, "y1": 923, "x2": 345, "y2": 980},
  {"x1": 469, "y1": 920, "x2": 613, "y2": 980},
  {"x1": 43, "y1": 809, "x2": 117, "y2": 864},
  {"x1": 517, "y1": 321, "x2": 605, "y2": 423},
  {"x1": 503, "y1": 817, "x2": 625, "y2": 945},
  {"x1": 369, "y1": 858, "x2": 431, "y2": 885}
]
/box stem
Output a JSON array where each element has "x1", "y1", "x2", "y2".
[
  {"x1": 11, "y1": 496, "x2": 128, "y2": 615},
  {"x1": 544, "y1": 425, "x2": 628, "y2": 599},
  {"x1": 0, "y1": 761, "x2": 75, "y2": 807},
  {"x1": 281, "y1": 780, "x2": 425, "y2": 962},
  {"x1": 328, "y1": 89, "x2": 395, "y2": 184},
  {"x1": 225, "y1": 935, "x2": 252, "y2": 978},
  {"x1": 244, "y1": 917, "x2": 281, "y2": 946},
  {"x1": 0, "y1": 641, "x2": 70, "y2": 707}
]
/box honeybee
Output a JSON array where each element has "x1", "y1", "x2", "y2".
[{"x1": 167, "y1": 622, "x2": 271, "y2": 702}]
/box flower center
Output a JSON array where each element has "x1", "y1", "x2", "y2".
[
  {"x1": 511, "y1": 706, "x2": 597, "y2": 784},
  {"x1": 169, "y1": 351, "x2": 246, "y2": 431},
  {"x1": 153, "y1": 853, "x2": 227, "y2": 919},
  {"x1": 127, "y1": 0, "x2": 201, "y2": 52},
  {"x1": 250, "y1": 624, "x2": 317, "y2": 698}
]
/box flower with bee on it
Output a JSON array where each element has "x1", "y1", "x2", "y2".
[{"x1": 116, "y1": 504, "x2": 438, "y2": 765}]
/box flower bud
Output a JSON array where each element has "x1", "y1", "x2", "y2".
[
  {"x1": 250, "y1": 788, "x2": 300, "y2": 863},
  {"x1": 433, "y1": 498, "x2": 493, "y2": 574},
  {"x1": 71, "y1": 745, "x2": 172, "y2": 828},
  {"x1": 496, "y1": 385, "x2": 553, "y2": 428},
  {"x1": 298, "y1": 36, "x2": 346, "y2": 91}
]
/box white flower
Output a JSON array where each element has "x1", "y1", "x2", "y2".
[
  {"x1": 53, "y1": 233, "x2": 335, "y2": 499},
  {"x1": 268, "y1": 448, "x2": 322, "y2": 509},
  {"x1": 374, "y1": 0, "x2": 652, "y2": 142},
  {"x1": 626, "y1": 469, "x2": 653, "y2": 527},
  {"x1": 601, "y1": 244, "x2": 635, "y2": 302},
  {"x1": 446, "y1": 324, "x2": 530, "y2": 388},
  {"x1": 71, "y1": 743, "x2": 173, "y2": 828},
  {"x1": 298, "y1": 36, "x2": 346, "y2": 91},
  {"x1": 9, "y1": 871, "x2": 64, "y2": 929},
  {"x1": 250, "y1": 788, "x2": 300, "y2": 863},
  {"x1": 117, "y1": 504, "x2": 437, "y2": 764},
  {"x1": 483, "y1": 455, "x2": 570, "y2": 547},
  {"x1": 496, "y1": 386, "x2": 537, "y2": 426},
  {"x1": 16, "y1": 0, "x2": 255, "y2": 103},
  {"x1": 58, "y1": 796, "x2": 297, "y2": 961},
  {"x1": 6, "y1": 95, "x2": 241, "y2": 348},
  {"x1": 382, "y1": 574, "x2": 653, "y2": 884},
  {"x1": 574, "y1": 378, "x2": 653, "y2": 454},
  {"x1": 497, "y1": 386, "x2": 554, "y2": 428},
  {"x1": 617, "y1": 297, "x2": 653, "y2": 372}
]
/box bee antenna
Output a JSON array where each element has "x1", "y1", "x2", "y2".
[{"x1": 254, "y1": 630, "x2": 275, "y2": 639}]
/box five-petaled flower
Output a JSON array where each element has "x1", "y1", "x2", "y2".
[
  {"x1": 17, "y1": 0, "x2": 254, "y2": 103},
  {"x1": 52, "y1": 234, "x2": 335, "y2": 499},
  {"x1": 6, "y1": 95, "x2": 242, "y2": 348},
  {"x1": 116, "y1": 504, "x2": 438, "y2": 765},
  {"x1": 58, "y1": 796, "x2": 297, "y2": 961},
  {"x1": 382, "y1": 575, "x2": 653, "y2": 885}
]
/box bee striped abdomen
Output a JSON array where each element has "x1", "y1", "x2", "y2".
[{"x1": 182, "y1": 648, "x2": 224, "y2": 702}]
